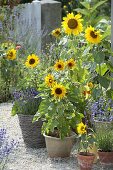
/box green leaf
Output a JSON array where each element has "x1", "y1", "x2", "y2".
[
  {"x1": 80, "y1": 2, "x2": 90, "y2": 9},
  {"x1": 92, "y1": 88, "x2": 103, "y2": 99},
  {"x1": 106, "y1": 89, "x2": 113, "y2": 99},
  {"x1": 98, "y1": 75, "x2": 110, "y2": 89},
  {"x1": 94, "y1": 52, "x2": 105, "y2": 64},
  {"x1": 91, "y1": 0, "x2": 107, "y2": 13},
  {"x1": 74, "y1": 8, "x2": 89, "y2": 16},
  {"x1": 102, "y1": 25, "x2": 111, "y2": 40},
  {"x1": 96, "y1": 63, "x2": 108, "y2": 76},
  {"x1": 106, "y1": 61, "x2": 113, "y2": 72}
]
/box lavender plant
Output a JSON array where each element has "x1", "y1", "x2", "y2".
[
  {"x1": 11, "y1": 88, "x2": 41, "y2": 116},
  {"x1": 89, "y1": 97, "x2": 113, "y2": 122},
  {"x1": 0, "y1": 127, "x2": 18, "y2": 170}
]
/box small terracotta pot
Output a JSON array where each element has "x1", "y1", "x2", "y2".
[
  {"x1": 98, "y1": 151, "x2": 113, "y2": 165},
  {"x1": 77, "y1": 152, "x2": 95, "y2": 170}
]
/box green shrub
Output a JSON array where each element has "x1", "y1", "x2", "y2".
[{"x1": 96, "y1": 130, "x2": 113, "y2": 152}]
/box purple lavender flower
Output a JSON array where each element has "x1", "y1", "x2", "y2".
[
  {"x1": 12, "y1": 88, "x2": 41, "y2": 115},
  {"x1": 0, "y1": 128, "x2": 6, "y2": 147},
  {"x1": 0, "y1": 128, "x2": 18, "y2": 165},
  {"x1": 88, "y1": 97, "x2": 113, "y2": 122},
  {"x1": 13, "y1": 88, "x2": 40, "y2": 101}
]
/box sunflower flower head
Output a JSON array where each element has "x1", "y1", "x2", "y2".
[
  {"x1": 51, "y1": 83, "x2": 66, "y2": 100},
  {"x1": 66, "y1": 58, "x2": 76, "y2": 69},
  {"x1": 62, "y1": 12, "x2": 83, "y2": 35},
  {"x1": 7, "y1": 48, "x2": 16, "y2": 60},
  {"x1": 45, "y1": 74, "x2": 55, "y2": 87},
  {"x1": 54, "y1": 60, "x2": 65, "y2": 71},
  {"x1": 77, "y1": 122, "x2": 87, "y2": 135},
  {"x1": 25, "y1": 54, "x2": 40, "y2": 68},
  {"x1": 83, "y1": 85, "x2": 91, "y2": 99},
  {"x1": 51, "y1": 28, "x2": 61, "y2": 38},
  {"x1": 87, "y1": 82, "x2": 93, "y2": 88},
  {"x1": 85, "y1": 26, "x2": 101, "y2": 44}
]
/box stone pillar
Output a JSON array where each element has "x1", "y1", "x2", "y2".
[
  {"x1": 41, "y1": 0, "x2": 61, "y2": 51},
  {"x1": 13, "y1": 1, "x2": 41, "y2": 53}
]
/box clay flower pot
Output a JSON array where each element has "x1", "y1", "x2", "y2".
[
  {"x1": 77, "y1": 152, "x2": 95, "y2": 170},
  {"x1": 98, "y1": 150, "x2": 113, "y2": 165},
  {"x1": 43, "y1": 132, "x2": 76, "y2": 158}
]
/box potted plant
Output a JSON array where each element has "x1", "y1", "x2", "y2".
[
  {"x1": 33, "y1": 56, "x2": 87, "y2": 157},
  {"x1": 11, "y1": 88, "x2": 46, "y2": 148},
  {"x1": 76, "y1": 122, "x2": 96, "y2": 170},
  {"x1": 96, "y1": 129, "x2": 113, "y2": 166},
  {"x1": 11, "y1": 52, "x2": 45, "y2": 149},
  {"x1": 33, "y1": 12, "x2": 100, "y2": 157}
]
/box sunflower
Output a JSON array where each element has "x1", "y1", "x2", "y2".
[
  {"x1": 85, "y1": 26, "x2": 101, "y2": 44},
  {"x1": 25, "y1": 54, "x2": 40, "y2": 68},
  {"x1": 77, "y1": 122, "x2": 87, "y2": 135},
  {"x1": 66, "y1": 58, "x2": 75, "y2": 69},
  {"x1": 62, "y1": 13, "x2": 83, "y2": 35},
  {"x1": 45, "y1": 74, "x2": 55, "y2": 87},
  {"x1": 51, "y1": 28, "x2": 61, "y2": 38},
  {"x1": 51, "y1": 83, "x2": 66, "y2": 99},
  {"x1": 7, "y1": 49, "x2": 16, "y2": 60},
  {"x1": 87, "y1": 82, "x2": 93, "y2": 88},
  {"x1": 54, "y1": 60, "x2": 65, "y2": 71},
  {"x1": 83, "y1": 85, "x2": 91, "y2": 99}
]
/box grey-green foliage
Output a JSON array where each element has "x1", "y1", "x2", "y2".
[{"x1": 96, "y1": 130, "x2": 113, "y2": 152}]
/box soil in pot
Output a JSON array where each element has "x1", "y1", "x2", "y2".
[
  {"x1": 43, "y1": 132, "x2": 76, "y2": 158},
  {"x1": 77, "y1": 152, "x2": 95, "y2": 170}
]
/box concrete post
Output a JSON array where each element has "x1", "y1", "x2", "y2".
[{"x1": 41, "y1": 0, "x2": 61, "y2": 51}]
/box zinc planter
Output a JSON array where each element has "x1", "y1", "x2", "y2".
[
  {"x1": 43, "y1": 133, "x2": 76, "y2": 158},
  {"x1": 18, "y1": 114, "x2": 46, "y2": 148},
  {"x1": 98, "y1": 151, "x2": 113, "y2": 165},
  {"x1": 77, "y1": 152, "x2": 95, "y2": 170}
]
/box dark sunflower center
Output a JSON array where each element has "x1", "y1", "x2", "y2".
[
  {"x1": 29, "y1": 58, "x2": 35, "y2": 65},
  {"x1": 55, "y1": 88, "x2": 62, "y2": 94},
  {"x1": 49, "y1": 79, "x2": 52, "y2": 83},
  {"x1": 90, "y1": 31, "x2": 97, "y2": 38},
  {"x1": 68, "y1": 19, "x2": 78, "y2": 29},
  {"x1": 58, "y1": 64, "x2": 62, "y2": 68},
  {"x1": 68, "y1": 62, "x2": 73, "y2": 67},
  {"x1": 81, "y1": 126, "x2": 85, "y2": 131},
  {"x1": 9, "y1": 52, "x2": 13, "y2": 57},
  {"x1": 55, "y1": 30, "x2": 60, "y2": 35}
]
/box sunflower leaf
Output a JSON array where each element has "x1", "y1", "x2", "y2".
[{"x1": 91, "y1": 0, "x2": 107, "y2": 13}]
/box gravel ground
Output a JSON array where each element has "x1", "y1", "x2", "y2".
[{"x1": 0, "y1": 103, "x2": 112, "y2": 170}]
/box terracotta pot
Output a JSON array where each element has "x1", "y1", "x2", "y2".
[
  {"x1": 77, "y1": 152, "x2": 95, "y2": 170},
  {"x1": 43, "y1": 132, "x2": 76, "y2": 158},
  {"x1": 98, "y1": 151, "x2": 113, "y2": 165}
]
